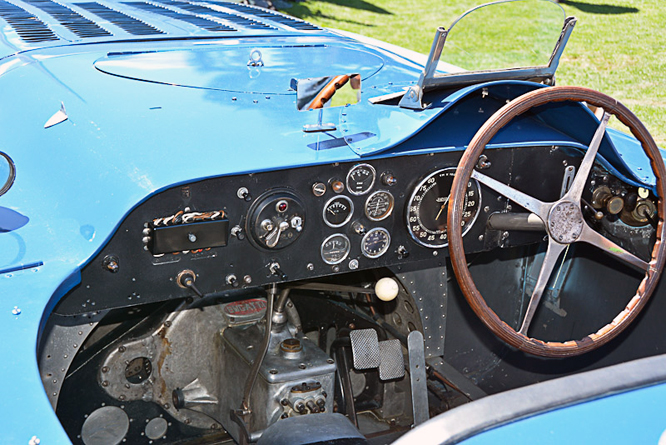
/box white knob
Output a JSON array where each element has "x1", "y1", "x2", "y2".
[{"x1": 375, "y1": 277, "x2": 399, "y2": 302}]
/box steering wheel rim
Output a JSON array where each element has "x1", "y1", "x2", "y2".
[{"x1": 447, "y1": 85, "x2": 666, "y2": 358}]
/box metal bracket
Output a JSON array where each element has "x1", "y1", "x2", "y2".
[{"x1": 303, "y1": 108, "x2": 336, "y2": 133}]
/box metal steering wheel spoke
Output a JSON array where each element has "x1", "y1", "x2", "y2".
[
  {"x1": 518, "y1": 239, "x2": 567, "y2": 336},
  {"x1": 471, "y1": 170, "x2": 550, "y2": 220},
  {"x1": 564, "y1": 111, "x2": 610, "y2": 203},
  {"x1": 578, "y1": 223, "x2": 649, "y2": 271}
]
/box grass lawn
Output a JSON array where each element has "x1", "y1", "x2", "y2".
[{"x1": 281, "y1": 0, "x2": 666, "y2": 146}]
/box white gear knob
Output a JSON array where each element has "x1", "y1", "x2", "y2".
[{"x1": 375, "y1": 277, "x2": 399, "y2": 302}]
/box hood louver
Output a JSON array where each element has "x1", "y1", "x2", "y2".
[
  {"x1": 219, "y1": 2, "x2": 321, "y2": 31},
  {"x1": 0, "y1": 0, "x2": 59, "y2": 42},
  {"x1": 123, "y1": 1, "x2": 235, "y2": 32},
  {"x1": 76, "y1": 2, "x2": 164, "y2": 35},
  {"x1": 22, "y1": 0, "x2": 111, "y2": 38},
  {"x1": 0, "y1": 0, "x2": 327, "y2": 47},
  {"x1": 153, "y1": 0, "x2": 275, "y2": 30}
]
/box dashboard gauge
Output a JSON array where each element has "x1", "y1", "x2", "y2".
[
  {"x1": 321, "y1": 234, "x2": 351, "y2": 265},
  {"x1": 361, "y1": 227, "x2": 391, "y2": 259},
  {"x1": 346, "y1": 163, "x2": 376, "y2": 195},
  {"x1": 365, "y1": 190, "x2": 394, "y2": 221},
  {"x1": 406, "y1": 167, "x2": 481, "y2": 248},
  {"x1": 248, "y1": 189, "x2": 306, "y2": 250},
  {"x1": 323, "y1": 195, "x2": 354, "y2": 228}
]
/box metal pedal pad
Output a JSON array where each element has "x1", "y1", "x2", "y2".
[
  {"x1": 378, "y1": 339, "x2": 405, "y2": 380},
  {"x1": 350, "y1": 329, "x2": 381, "y2": 370}
]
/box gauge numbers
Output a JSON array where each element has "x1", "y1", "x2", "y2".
[
  {"x1": 365, "y1": 190, "x2": 394, "y2": 221},
  {"x1": 407, "y1": 168, "x2": 480, "y2": 248},
  {"x1": 321, "y1": 234, "x2": 351, "y2": 265},
  {"x1": 361, "y1": 227, "x2": 391, "y2": 259},
  {"x1": 346, "y1": 163, "x2": 376, "y2": 195},
  {"x1": 323, "y1": 195, "x2": 354, "y2": 228}
]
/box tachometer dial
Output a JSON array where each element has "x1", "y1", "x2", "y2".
[
  {"x1": 365, "y1": 190, "x2": 394, "y2": 221},
  {"x1": 321, "y1": 234, "x2": 351, "y2": 265},
  {"x1": 323, "y1": 195, "x2": 354, "y2": 228},
  {"x1": 361, "y1": 227, "x2": 391, "y2": 259},
  {"x1": 406, "y1": 168, "x2": 480, "y2": 248},
  {"x1": 346, "y1": 163, "x2": 376, "y2": 195}
]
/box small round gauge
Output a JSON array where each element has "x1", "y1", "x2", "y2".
[
  {"x1": 406, "y1": 167, "x2": 481, "y2": 248},
  {"x1": 361, "y1": 227, "x2": 391, "y2": 259},
  {"x1": 323, "y1": 195, "x2": 354, "y2": 228},
  {"x1": 365, "y1": 190, "x2": 394, "y2": 221},
  {"x1": 321, "y1": 234, "x2": 351, "y2": 265},
  {"x1": 346, "y1": 163, "x2": 376, "y2": 196}
]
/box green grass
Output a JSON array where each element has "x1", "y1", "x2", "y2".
[{"x1": 281, "y1": 0, "x2": 666, "y2": 146}]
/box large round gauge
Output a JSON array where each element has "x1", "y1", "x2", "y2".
[
  {"x1": 346, "y1": 163, "x2": 376, "y2": 195},
  {"x1": 321, "y1": 234, "x2": 351, "y2": 265},
  {"x1": 406, "y1": 167, "x2": 481, "y2": 248},
  {"x1": 365, "y1": 190, "x2": 394, "y2": 221},
  {"x1": 323, "y1": 195, "x2": 354, "y2": 228},
  {"x1": 361, "y1": 227, "x2": 391, "y2": 259}
]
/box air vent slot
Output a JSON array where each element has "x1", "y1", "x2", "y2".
[
  {"x1": 218, "y1": 2, "x2": 321, "y2": 31},
  {"x1": 75, "y1": 2, "x2": 164, "y2": 35},
  {"x1": 0, "y1": 0, "x2": 59, "y2": 42},
  {"x1": 152, "y1": 0, "x2": 274, "y2": 30},
  {"x1": 21, "y1": 0, "x2": 111, "y2": 38},
  {"x1": 123, "y1": 1, "x2": 235, "y2": 32}
]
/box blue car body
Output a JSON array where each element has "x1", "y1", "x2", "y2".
[{"x1": 0, "y1": 1, "x2": 664, "y2": 444}]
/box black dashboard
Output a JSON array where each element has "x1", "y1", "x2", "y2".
[{"x1": 54, "y1": 145, "x2": 653, "y2": 316}]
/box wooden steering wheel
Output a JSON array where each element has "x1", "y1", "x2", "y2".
[{"x1": 447, "y1": 86, "x2": 666, "y2": 358}]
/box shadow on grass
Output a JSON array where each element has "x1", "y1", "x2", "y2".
[
  {"x1": 285, "y1": 4, "x2": 379, "y2": 26},
  {"x1": 560, "y1": 0, "x2": 639, "y2": 15},
  {"x1": 284, "y1": 0, "x2": 391, "y2": 15}
]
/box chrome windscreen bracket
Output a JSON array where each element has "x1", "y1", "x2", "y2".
[{"x1": 399, "y1": 8, "x2": 577, "y2": 110}]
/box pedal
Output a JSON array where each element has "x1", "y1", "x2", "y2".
[
  {"x1": 407, "y1": 331, "x2": 428, "y2": 425},
  {"x1": 350, "y1": 329, "x2": 381, "y2": 370},
  {"x1": 378, "y1": 339, "x2": 405, "y2": 380}
]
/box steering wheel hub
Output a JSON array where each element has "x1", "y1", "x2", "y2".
[{"x1": 548, "y1": 201, "x2": 584, "y2": 244}]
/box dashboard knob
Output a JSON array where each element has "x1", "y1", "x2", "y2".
[{"x1": 375, "y1": 277, "x2": 399, "y2": 302}]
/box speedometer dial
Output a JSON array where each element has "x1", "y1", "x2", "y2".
[{"x1": 406, "y1": 168, "x2": 480, "y2": 248}]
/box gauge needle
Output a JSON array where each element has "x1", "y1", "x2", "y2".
[{"x1": 435, "y1": 196, "x2": 450, "y2": 220}]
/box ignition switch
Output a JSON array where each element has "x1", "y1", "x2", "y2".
[{"x1": 247, "y1": 190, "x2": 306, "y2": 249}]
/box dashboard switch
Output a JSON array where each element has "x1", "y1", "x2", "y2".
[
  {"x1": 269, "y1": 262, "x2": 287, "y2": 280},
  {"x1": 396, "y1": 245, "x2": 409, "y2": 259},
  {"x1": 312, "y1": 182, "x2": 326, "y2": 197},
  {"x1": 381, "y1": 171, "x2": 397, "y2": 186},
  {"x1": 226, "y1": 274, "x2": 239, "y2": 287}
]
